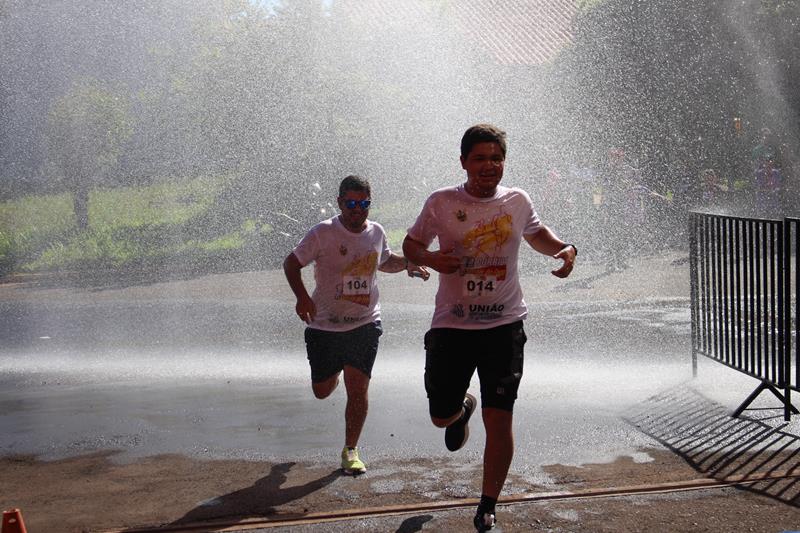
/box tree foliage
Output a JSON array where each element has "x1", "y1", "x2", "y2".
[
  {"x1": 44, "y1": 79, "x2": 132, "y2": 229},
  {"x1": 547, "y1": 0, "x2": 799, "y2": 184},
  {"x1": 4, "y1": 0, "x2": 799, "y2": 226}
]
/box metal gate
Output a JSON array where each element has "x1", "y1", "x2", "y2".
[{"x1": 689, "y1": 212, "x2": 798, "y2": 420}]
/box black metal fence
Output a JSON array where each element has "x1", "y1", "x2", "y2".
[{"x1": 689, "y1": 212, "x2": 798, "y2": 420}]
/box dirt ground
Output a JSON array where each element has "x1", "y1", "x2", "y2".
[{"x1": 1, "y1": 446, "x2": 799, "y2": 532}]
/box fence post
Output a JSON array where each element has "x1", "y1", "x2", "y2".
[
  {"x1": 784, "y1": 218, "x2": 793, "y2": 421},
  {"x1": 689, "y1": 213, "x2": 698, "y2": 377}
]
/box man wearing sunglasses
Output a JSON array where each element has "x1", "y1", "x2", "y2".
[
  {"x1": 283, "y1": 175, "x2": 429, "y2": 475},
  {"x1": 403, "y1": 124, "x2": 576, "y2": 532}
]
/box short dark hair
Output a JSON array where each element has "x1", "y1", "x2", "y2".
[
  {"x1": 338, "y1": 175, "x2": 371, "y2": 197},
  {"x1": 460, "y1": 124, "x2": 507, "y2": 159}
]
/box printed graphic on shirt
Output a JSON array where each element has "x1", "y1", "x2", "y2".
[
  {"x1": 463, "y1": 209, "x2": 512, "y2": 255},
  {"x1": 336, "y1": 251, "x2": 378, "y2": 307},
  {"x1": 468, "y1": 302, "x2": 505, "y2": 320},
  {"x1": 460, "y1": 208, "x2": 511, "y2": 302}
]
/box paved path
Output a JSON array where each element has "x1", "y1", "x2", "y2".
[{"x1": 2, "y1": 251, "x2": 800, "y2": 531}]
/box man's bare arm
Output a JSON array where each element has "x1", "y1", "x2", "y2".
[
  {"x1": 283, "y1": 252, "x2": 316, "y2": 323},
  {"x1": 402, "y1": 235, "x2": 461, "y2": 274},
  {"x1": 378, "y1": 252, "x2": 430, "y2": 280},
  {"x1": 524, "y1": 226, "x2": 576, "y2": 278}
]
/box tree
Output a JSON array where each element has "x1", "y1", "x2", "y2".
[
  {"x1": 43, "y1": 79, "x2": 132, "y2": 230},
  {"x1": 546, "y1": 0, "x2": 799, "y2": 184}
]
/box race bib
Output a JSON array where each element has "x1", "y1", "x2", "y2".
[
  {"x1": 343, "y1": 275, "x2": 371, "y2": 296},
  {"x1": 463, "y1": 273, "x2": 498, "y2": 297}
]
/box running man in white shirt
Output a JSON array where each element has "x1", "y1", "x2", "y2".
[
  {"x1": 402, "y1": 125, "x2": 576, "y2": 531},
  {"x1": 283, "y1": 175, "x2": 428, "y2": 475}
]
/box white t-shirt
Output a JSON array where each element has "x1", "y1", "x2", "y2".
[
  {"x1": 407, "y1": 184, "x2": 542, "y2": 329},
  {"x1": 292, "y1": 216, "x2": 392, "y2": 332}
]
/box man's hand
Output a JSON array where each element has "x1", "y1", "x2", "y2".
[
  {"x1": 403, "y1": 236, "x2": 460, "y2": 275},
  {"x1": 551, "y1": 245, "x2": 576, "y2": 278},
  {"x1": 426, "y1": 248, "x2": 462, "y2": 275},
  {"x1": 295, "y1": 294, "x2": 316, "y2": 324},
  {"x1": 407, "y1": 263, "x2": 431, "y2": 281}
]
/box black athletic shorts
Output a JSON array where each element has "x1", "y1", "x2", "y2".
[
  {"x1": 424, "y1": 320, "x2": 526, "y2": 418},
  {"x1": 304, "y1": 321, "x2": 382, "y2": 383}
]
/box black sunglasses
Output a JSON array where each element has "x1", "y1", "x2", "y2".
[{"x1": 343, "y1": 199, "x2": 371, "y2": 209}]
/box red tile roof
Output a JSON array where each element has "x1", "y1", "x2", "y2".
[
  {"x1": 452, "y1": 0, "x2": 578, "y2": 65},
  {"x1": 332, "y1": 0, "x2": 578, "y2": 66}
]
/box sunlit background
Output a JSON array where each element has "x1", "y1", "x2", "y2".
[{"x1": 1, "y1": 0, "x2": 798, "y2": 278}]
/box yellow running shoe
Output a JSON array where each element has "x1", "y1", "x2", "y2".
[{"x1": 341, "y1": 446, "x2": 366, "y2": 475}]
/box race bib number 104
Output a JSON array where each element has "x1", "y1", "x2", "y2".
[{"x1": 343, "y1": 275, "x2": 371, "y2": 296}]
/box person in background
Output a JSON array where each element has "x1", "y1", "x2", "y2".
[
  {"x1": 699, "y1": 168, "x2": 728, "y2": 207},
  {"x1": 283, "y1": 175, "x2": 428, "y2": 475},
  {"x1": 752, "y1": 127, "x2": 784, "y2": 216},
  {"x1": 598, "y1": 147, "x2": 636, "y2": 270},
  {"x1": 402, "y1": 124, "x2": 576, "y2": 531}
]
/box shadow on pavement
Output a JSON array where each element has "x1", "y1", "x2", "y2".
[
  {"x1": 149, "y1": 462, "x2": 341, "y2": 530},
  {"x1": 625, "y1": 384, "x2": 800, "y2": 506},
  {"x1": 396, "y1": 514, "x2": 434, "y2": 532},
  {"x1": 552, "y1": 269, "x2": 617, "y2": 291}
]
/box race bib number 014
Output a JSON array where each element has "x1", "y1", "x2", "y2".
[{"x1": 463, "y1": 275, "x2": 497, "y2": 297}]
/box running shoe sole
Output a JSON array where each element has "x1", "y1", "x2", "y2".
[{"x1": 445, "y1": 392, "x2": 476, "y2": 451}]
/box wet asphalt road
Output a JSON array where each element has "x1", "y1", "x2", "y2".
[
  {"x1": 0, "y1": 258, "x2": 696, "y2": 474},
  {"x1": 5, "y1": 255, "x2": 800, "y2": 533}
]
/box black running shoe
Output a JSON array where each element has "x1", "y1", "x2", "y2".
[
  {"x1": 474, "y1": 510, "x2": 496, "y2": 531},
  {"x1": 445, "y1": 393, "x2": 476, "y2": 451}
]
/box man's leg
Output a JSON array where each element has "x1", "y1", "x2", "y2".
[
  {"x1": 481, "y1": 407, "x2": 514, "y2": 498},
  {"x1": 306, "y1": 327, "x2": 341, "y2": 400},
  {"x1": 343, "y1": 364, "x2": 370, "y2": 447},
  {"x1": 425, "y1": 328, "x2": 476, "y2": 432},
  {"x1": 474, "y1": 321, "x2": 524, "y2": 530},
  {"x1": 339, "y1": 323, "x2": 380, "y2": 475},
  {"x1": 431, "y1": 411, "x2": 462, "y2": 428},
  {"x1": 311, "y1": 372, "x2": 340, "y2": 399}
]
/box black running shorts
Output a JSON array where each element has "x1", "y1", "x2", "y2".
[
  {"x1": 424, "y1": 321, "x2": 526, "y2": 418},
  {"x1": 304, "y1": 321, "x2": 382, "y2": 383}
]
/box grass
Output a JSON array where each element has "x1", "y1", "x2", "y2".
[
  {"x1": 0, "y1": 192, "x2": 75, "y2": 258},
  {"x1": 0, "y1": 175, "x2": 422, "y2": 275},
  {"x1": 89, "y1": 175, "x2": 225, "y2": 229},
  {"x1": 0, "y1": 175, "x2": 422, "y2": 276},
  {"x1": 384, "y1": 228, "x2": 407, "y2": 251},
  {"x1": 0, "y1": 174, "x2": 238, "y2": 274}
]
